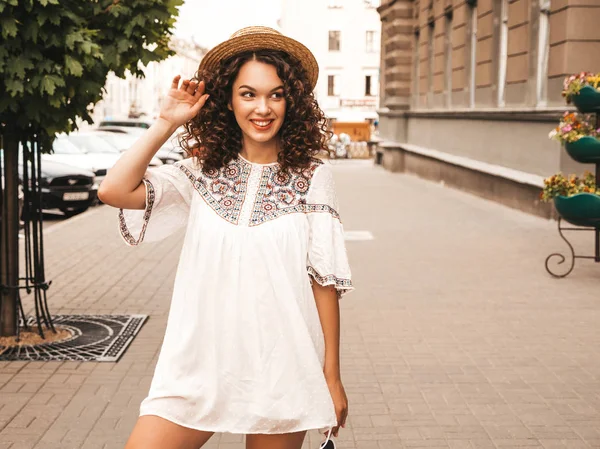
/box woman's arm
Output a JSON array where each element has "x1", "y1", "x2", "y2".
[
  {"x1": 312, "y1": 282, "x2": 348, "y2": 437},
  {"x1": 98, "y1": 76, "x2": 209, "y2": 210}
]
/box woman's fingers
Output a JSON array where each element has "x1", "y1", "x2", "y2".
[
  {"x1": 189, "y1": 93, "x2": 210, "y2": 116},
  {"x1": 171, "y1": 75, "x2": 181, "y2": 89},
  {"x1": 186, "y1": 80, "x2": 197, "y2": 95},
  {"x1": 180, "y1": 79, "x2": 190, "y2": 92},
  {"x1": 193, "y1": 80, "x2": 206, "y2": 98},
  {"x1": 333, "y1": 406, "x2": 348, "y2": 437}
]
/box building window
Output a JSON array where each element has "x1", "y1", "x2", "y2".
[
  {"x1": 365, "y1": 75, "x2": 373, "y2": 96},
  {"x1": 328, "y1": 0, "x2": 343, "y2": 8},
  {"x1": 497, "y1": 0, "x2": 508, "y2": 107},
  {"x1": 328, "y1": 75, "x2": 341, "y2": 96},
  {"x1": 427, "y1": 23, "x2": 434, "y2": 105},
  {"x1": 412, "y1": 30, "x2": 420, "y2": 108},
  {"x1": 468, "y1": 3, "x2": 477, "y2": 108},
  {"x1": 444, "y1": 13, "x2": 452, "y2": 107},
  {"x1": 536, "y1": 0, "x2": 551, "y2": 106},
  {"x1": 329, "y1": 31, "x2": 341, "y2": 51},
  {"x1": 366, "y1": 31, "x2": 376, "y2": 53}
]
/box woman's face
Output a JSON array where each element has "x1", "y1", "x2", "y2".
[{"x1": 229, "y1": 59, "x2": 287, "y2": 147}]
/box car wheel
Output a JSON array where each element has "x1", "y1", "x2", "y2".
[{"x1": 60, "y1": 207, "x2": 89, "y2": 218}]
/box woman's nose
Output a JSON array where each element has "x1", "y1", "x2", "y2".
[{"x1": 255, "y1": 98, "x2": 270, "y2": 114}]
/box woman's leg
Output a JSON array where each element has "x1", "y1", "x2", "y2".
[
  {"x1": 246, "y1": 431, "x2": 307, "y2": 449},
  {"x1": 124, "y1": 415, "x2": 214, "y2": 449}
]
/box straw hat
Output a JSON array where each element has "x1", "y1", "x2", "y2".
[{"x1": 198, "y1": 26, "x2": 319, "y2": 90}]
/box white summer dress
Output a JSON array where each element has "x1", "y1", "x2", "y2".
[{"x1": 118, "y1": 153, "x2": 353, "y2": 434}]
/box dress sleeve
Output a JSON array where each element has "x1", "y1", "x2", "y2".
[
  {"x1": 118, "y1": 158, "x2": 196, "y2": 246},
  {"x1": 306, "y1": 163, "x2": 354, "y2": 298}
]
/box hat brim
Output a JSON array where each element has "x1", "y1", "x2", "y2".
[{"x1": 198, "y1": 33, "x2": 319, "y2": 90}]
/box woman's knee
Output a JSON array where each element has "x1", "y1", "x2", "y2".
[{"x1": 124, "y1": 415, "x2": 214, "y2": 449}]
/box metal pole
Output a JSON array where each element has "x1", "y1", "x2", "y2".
[
  {"x1": 0, "y1": 133, "x2": 20, "y2": 336},
  {"x1": 596, "y1": 113, "x2": 600, "y2": 262}
]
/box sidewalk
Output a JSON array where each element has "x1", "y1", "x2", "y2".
[{"x1": 1, "y1": 160, "x2": 599, "y2": 449}]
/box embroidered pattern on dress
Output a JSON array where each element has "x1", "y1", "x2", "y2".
[
  {"x1": 307, "y1": 266, "x2": 353, "y2": 289},
  {"x1": 249, "y1": 160, "x2": 332, "y2": 226},
  {"x1": 176, "y1": 156, "x2": 339, "y2": 226},
  {"x1": 177, "y1": 159, "x2": 251, "y2": 225},
  {"x1": 119, "y1": 177, "x2": 155, "y2": 246}
]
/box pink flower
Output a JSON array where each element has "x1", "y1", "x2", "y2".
[{"x1": 562, "y1": 125, "x2": 572, "y2": 132}]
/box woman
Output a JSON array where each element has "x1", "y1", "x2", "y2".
[{"x1": 99, "y1": 26, "x2": 353, "y2": 449}]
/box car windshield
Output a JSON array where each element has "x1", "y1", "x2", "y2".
[
  {"x1": 66, "y1": 134, "x2": 120, "y2": 154},
  {"x1": 97, "y1": 132, "x2": 138, "y2": 149},
  {"x1": 52, "y1": 138, "x2": 84, "y2": 154}
]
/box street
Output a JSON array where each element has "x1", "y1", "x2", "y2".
[{"x1": 1, "y1": 160, "x2": 599, "y2": 449}]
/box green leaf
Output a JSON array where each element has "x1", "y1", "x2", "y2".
[
  {"x1": 0, "y1": 17, "x2": 18, "y2": 38},
  {"x1": 48, "y1": 12, "x2": 60, "y2": 26},
  {"x1": 21, "y1": 22, "x2": 40, "y2": 43},
  {"x1": 79, "y1": 40, "x2": 94, "y2": 55},
  {"x1": 9, "y1": 55, "x2": 34, "y2": 79},
  {"x1": 40, "y1": 76, "x2": 57, "y2": 95},
  {"x1": 5, "y1": 78, "x2": 25, "y2": 96},
  {"x1": 65, "y1": 31, "x2": 83, "y2": 50},
  {"x1": 64, "y1": 55, "x2": 83, "y2": 76}
]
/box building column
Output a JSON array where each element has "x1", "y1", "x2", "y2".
[{"x1": 377, "y1": 0, "x2": 414, "y2": 143}]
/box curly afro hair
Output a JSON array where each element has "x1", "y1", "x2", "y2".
[{"x1": 179, "y1": 50, "x2": 331, "y2": 174}]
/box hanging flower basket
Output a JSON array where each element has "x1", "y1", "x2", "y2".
[
  {"x1": 554, "y1": 193, "x2": 600, "y2": 228},
  {"x1": 562, "y1": 72, "x2": 600, "y2": 112},
  {"x1": 571, "y1": 85, "x2": 600, "y2": 113},
  {"x1": 564, "y1": 136, "x2": 600, "y2": 164}
]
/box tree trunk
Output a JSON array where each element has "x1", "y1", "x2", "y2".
[{"x1": 1, "y1": 133, "x2": 20, "y2": 336}]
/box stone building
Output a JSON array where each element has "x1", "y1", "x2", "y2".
[
  {"x1": 376, "y1": 0, "x2": 600, "y2": 217},
  {"x1": 280, "y1": 0, "x2": 382, "y2": 124}
]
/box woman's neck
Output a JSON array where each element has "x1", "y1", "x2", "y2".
[{"x1": 239, "y1": 139, "x2": 280, "y2": 164}]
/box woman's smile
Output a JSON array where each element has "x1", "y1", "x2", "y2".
[{"x1": 250, "y1": 119, "x2": 275, "y2": 131}]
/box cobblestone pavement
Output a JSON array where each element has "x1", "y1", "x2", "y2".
[{"x1": 1, "y1": 160, "x2": 599, "y2": 449}]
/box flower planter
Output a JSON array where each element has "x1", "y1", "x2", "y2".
[
  {"x1": 572, "y1": 85, "x2": 600, "y2": 113},
  {"x1": 564, "y1": 136, "x2": 600, "y2": 163},
  {"x1": 554, "y1": 193, "x2": 600, "y2": 228}
]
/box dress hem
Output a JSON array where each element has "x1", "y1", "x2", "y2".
[{"x1": 139, "y1": 411, "x2": 336, "y2": 435}]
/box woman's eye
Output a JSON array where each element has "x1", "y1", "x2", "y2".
[
  {"x1": 272, "y1": 92, "x2": 284, "y2": 99},
  {"x1": 241, "y1": 92, "x2": 254, "y2": 98}
]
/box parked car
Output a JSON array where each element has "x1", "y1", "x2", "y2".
[
  {"x1": 1, "y1": 149, "x2": 97, "y2": 218},
  {"x1": 96, "y1": 126, "x2": 186, "y2": 165},
  {"x1": 98, "y1": 117, "x2": 154, "y2": 129},
  {"x1": 93, "y1": 129, "x2": 181, "y2": 165},
  {"x1": 43, "y1": 135, "x2": 116, "y2": 186},
  {"x1": 44, "y1": 132, "x2": 161, "y2": 187},
  {"x1": 33, "y1": 158, "x2": 97, "y2": 217}
]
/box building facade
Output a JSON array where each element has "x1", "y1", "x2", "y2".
[
  {"x1": 377, "y1": 0, "x2": 600, "y2": 217},
  {"x1": 280, "y1": 0, "x2": 382, "y2": 124}
]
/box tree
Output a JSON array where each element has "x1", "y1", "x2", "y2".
[{"x1": 0, "y1": 0, "x2": 184, "y2": 336}]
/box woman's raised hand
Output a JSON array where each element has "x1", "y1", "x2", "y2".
[{"x1": 158, "y1": 75, "x2": 210, "y2": 129}]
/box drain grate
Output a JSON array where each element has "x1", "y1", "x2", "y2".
[{"x1": 0, "y1": 314, "x2": 147, "y2": 362}]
